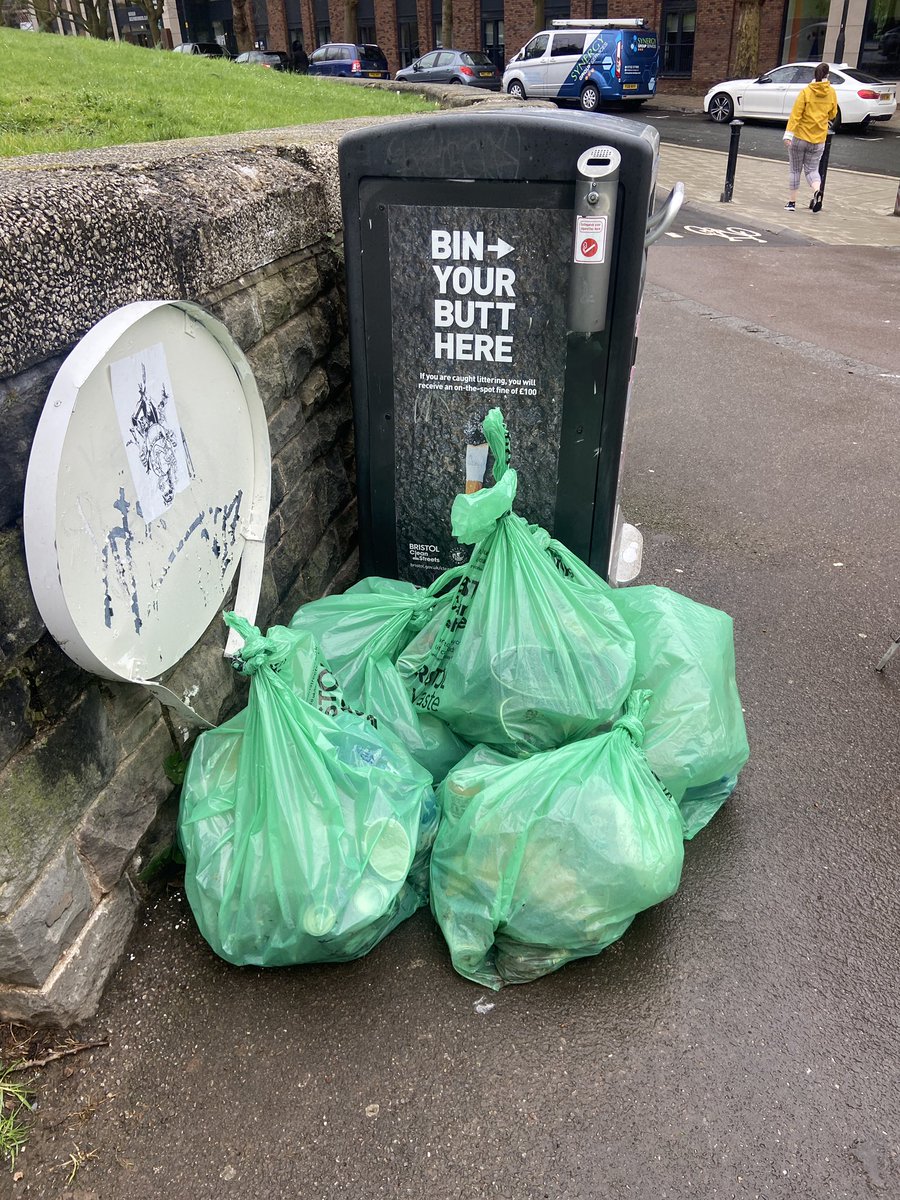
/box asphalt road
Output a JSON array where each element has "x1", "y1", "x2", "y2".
[
  {"x1": 11, "y1": 240, "x2": 900, "y2": 1200},
  {"x1": 619, "y1": 107, "x2": 900, "y2": 176}
]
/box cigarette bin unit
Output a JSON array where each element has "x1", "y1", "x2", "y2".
[{"x1": 339, "y1": 108, "x2": 681, "y2": 585}]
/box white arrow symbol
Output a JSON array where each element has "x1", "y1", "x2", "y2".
[{"x1": 487, "y1": 237, "x2": 515, "y2": 259}]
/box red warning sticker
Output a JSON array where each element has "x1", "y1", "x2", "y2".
[{"x1": 574, "y1": 215, "x2": 608, "y2": 264}]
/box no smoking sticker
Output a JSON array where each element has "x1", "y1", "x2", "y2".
[{"x1": 574, "y1": 215, "x2": 608, "y2": 264}]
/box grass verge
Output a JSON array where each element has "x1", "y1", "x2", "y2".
[
  {"x1": 0, "y1": 1062, "x2": 34, "y2": 1172},
  {"x1": 0, "y1": 28, "x2": 437, "y2": 157}
]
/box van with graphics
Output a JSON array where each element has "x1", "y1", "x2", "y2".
[{"x1": 503, "y1": 18, "x2": 659, "y2": 112}]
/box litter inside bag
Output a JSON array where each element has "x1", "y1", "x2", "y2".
[
  {"x1": 291, "y1": 576, "x2": 470, "y2": 782},
  {"x1": 398, "y1": 409, "x2": 636, "y2": 757},
  {"x1": 179, "y1": 614, "x2": 435, "y2": 967},
  {"x1": 429, "y1": 691, "x2": 685, "y2": 989}
]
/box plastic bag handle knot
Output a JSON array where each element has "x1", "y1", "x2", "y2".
[
  {"x1": 224, "y1": 612, "x2": 289, "y2": 675},
  {"x1": 482, "y1": 408, "x2": 512, "y2": 480},
  {"x1": 613, "y1": 714, "x2": 645, "y2": 745},
  {"x1": 612, "y1": 689, "x2": 653, "y2": 745}
]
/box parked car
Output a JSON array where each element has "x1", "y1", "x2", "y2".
[
  {"x1": 395, "y1": 49, "x2": 502, "y2": 90},
  {"x1": 173, "y1": 42, "x2": 230, "y2": 58},
  {"x1": 307, "y1": 43, "x2": 389, "y2": 79},
  {"x1": 234, "y1": 50, "x2": 290, "y2": 70},
  {"x1": 704, "y1": 61, "x2": 897, "y2": 131},
  {"x1": 502, "y1": 19, "x2": 659, "y2": 111}
]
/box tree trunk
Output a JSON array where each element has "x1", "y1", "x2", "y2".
[
  {"x1": 533, "y1": 0, "x2": 544, "y2": 37},
  {"x1": 732, "y1": 0, "x2": 764, "y2": 80},
  {"x1": 343, "y1": 0, "x2": 357, "y2": 41},
  {"x1": 232, "y1": 0, "x2": 254, "y2": 52},
  {"x1": 134, "y1": 0, "x2": 164, "y2": 45},
  {"x1": 32, "y1": 0, "x2": 58, "y2": 31},
  {"x1": 440, "y1": 0, "x2": 451, "y2": 48},
  {"x1": 63, "y1": 0, "x2": 111, "y2": 38},
  {"x1": 148, "y1": 0, "x2": 163, "y2": 46}
]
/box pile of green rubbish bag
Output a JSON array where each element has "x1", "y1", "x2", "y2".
[{"x1": 178, "y1": 409, "x2": 749, "y2": 990}]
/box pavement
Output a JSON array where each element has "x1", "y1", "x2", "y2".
[
  {"x1": 644, "y1": 93, "x2": 900, "y2": 248},
  {"x1": 5, "y1": 111, "x2": 900, "y2": 1200}
]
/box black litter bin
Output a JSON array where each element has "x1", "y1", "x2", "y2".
[{"x1": 339, "y1": 108, "x2": 682, "y2": 585}]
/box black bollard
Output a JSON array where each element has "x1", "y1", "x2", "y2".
[
  {"x1": 816, "y1": 128, "x2": 835, "y2": 208},
  {"x1": 720, "y1": 120, "x2": 744, "y2": 203}
]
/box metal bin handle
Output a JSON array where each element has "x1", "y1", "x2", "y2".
[{"x1": 645, "y1": 182, "x2": 685, "y2": 247}]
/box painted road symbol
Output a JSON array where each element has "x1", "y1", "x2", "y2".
[{"x1": 682, "y1": 225, "x2": 768, "y2": 244}]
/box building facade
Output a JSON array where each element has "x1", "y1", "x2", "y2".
[{"x1": 170, "y1": 0, "x2": 899, "y2": 87}]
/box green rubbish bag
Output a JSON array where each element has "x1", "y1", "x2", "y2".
[
  {"x1": 429, "y1": 692, "x2": 685, "y2": 989},
  {"x1": 398, "y1": 409, "x2": 636, "y2": 757},
  {"x1": 532, "y1": 534, "x2": 749, "y2": 839},
  {"x1": 290, "y1": 576, "x2": 470, "y2": 783},
  {"x1": 178, "y1": 614, "x2": 435, "y2": 967},
  {"x1": 677, "y1": 773, "x2": 740, "y2": 841},
  {"x1": 290, "y1": 577, "x2": 432, "y2": 699},
  {"x1": 606, "y1": 585, "x2": 749, "y2": 837}
]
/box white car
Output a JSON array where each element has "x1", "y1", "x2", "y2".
[{"x1": 704, "y1": 61, "x2": 897, "y2": 131}]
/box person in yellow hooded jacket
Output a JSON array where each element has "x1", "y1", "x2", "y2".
[{"x1": 782, "y1": 63, "x2": 838, "y2": 212}]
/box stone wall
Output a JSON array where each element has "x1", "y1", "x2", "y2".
[
  {"x1": 0, "y1": 121, "x2": 348, "y2": 1028},
  {"x1": 0, "y1": 136, "x2": 356, "y2": 1026}
]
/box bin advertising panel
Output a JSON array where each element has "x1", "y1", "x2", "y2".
[
  {"x1": 388, "y1": 195, "x2": 570, "y2": 580},
  {"x1": 339, "y1": 109, "x2": 668, "y2": 585}
]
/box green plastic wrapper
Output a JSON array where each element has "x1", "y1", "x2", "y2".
[
  {"x1": 606, "y1": 585, "x2": 749, "y2": 837},
  {"x1": 398, "y1": 409, "x2": 636, "y2": 756},
  {"x1": 290, "y1": 576, "x2": 470, "y2": 783},
  {"x1": 429, "y1": 692, "x2": 685, "y2": 989},
  {"x1": 179, "y1": 614, "x2": 435, "y2": 967}
]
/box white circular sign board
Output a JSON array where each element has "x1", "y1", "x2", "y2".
[{"x1": 24, "y1": 301, "x2": 271, "y2": 724}]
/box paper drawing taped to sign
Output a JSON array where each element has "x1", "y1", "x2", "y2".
[{"x1": 110, "y1": 343, "x2": 191, "y2": 522}]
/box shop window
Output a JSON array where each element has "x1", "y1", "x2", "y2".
[
  {"x1": 399, "y1": 16, "x2": 419, "y2": 65},
  {"x1": 859, "y1": 0, "x2": 900, "y2": 76},
  {"x1": 662, "y1": 0, "x2": 695, "y2": 76},
  {"x1": 482, "y1": 17, "x2": 504, "y2": 70},
  {"x1": 357, "y1": 0, "x2": 375, "y2": 47},
  {"x1": 544, "y1": 0, "x2": 571, "y2": 23},
  {"x1": 780, "y1": 0, "x2": 829, "y2": 63},
  {"x1": 314, "y1": 0, "x2": 330, "y2": 47}
]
